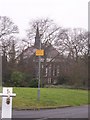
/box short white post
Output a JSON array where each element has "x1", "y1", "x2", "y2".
[{"x1": 0, "y1": 87, "x2": 16, "y2": 119}]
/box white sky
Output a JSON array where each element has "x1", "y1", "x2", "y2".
[{"x1": 0, "y1": 0, "x2": 89, "y2": 38}]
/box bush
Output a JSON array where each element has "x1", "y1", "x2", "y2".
[
  {"x1": 29, "y1": 78, "x2": 38, "y2": 88},
  {"x1": 11, "y1": 71, "x2": 24, "y2": 87},
  {"x1": 22, "y1": 74, "x2": 33, "y2": 87},
  {"x1": 56, "y1": 75, "x2": 69, "y2": 85},
  {"x1": 10, "y1": 71, "x2": 39, "y2": 87}
]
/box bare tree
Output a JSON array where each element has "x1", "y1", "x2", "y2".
[
  {"x1": 26, "y1": 18, "x2": 61, "y2": 46},
  {"x1": 54, "y1": 28, "x2": 88, "y2": 62},
  {"x1": 0, "y1": 16, "x2": 18, "y2": 38},
  {"x1": 0, "y1": 16, "x2": 19, "y2": 58},
  {"x1": 25, "y1": 18, "x2": 63, "y2": 85},
  {"x1": 0, "y1": 16, "x2": 19, "y2": 85}
]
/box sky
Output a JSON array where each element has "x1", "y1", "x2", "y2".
[{"x1": 0, "y1": 0, "x2": 89, "y2": 38}]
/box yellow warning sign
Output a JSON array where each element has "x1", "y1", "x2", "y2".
[{"x1": 36, "y1": 49, "x2": 44, "y2": 56}]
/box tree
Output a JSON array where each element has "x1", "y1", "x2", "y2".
[
  {"x1": 26, "y1": 18, "x2": 60, "y2": 46},
  {"x1": 54, "y1": 28, "x2": 88, "y2": 62},
  {"x1": 26, "y1": 18, "x2": 62, "y2": 85},
  {"x1": 0, "y1": 16, "x2": 19, "y2": 59},
  {"x1": 0, "y1": 16, "x2": 18, "y2": 38},
  {"x1": 54, "y1": 28, "x2": 88, "y2": 87},
  {"x1": 0, "y1": 16, "x2": 19, "y2": 85}
]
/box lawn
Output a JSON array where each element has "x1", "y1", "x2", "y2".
[{"x1": 12, "y1": 87, "x2": 88, "y2": 109}]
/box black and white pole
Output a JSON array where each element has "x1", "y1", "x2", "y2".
[{"x1": 0, "y1": 87, "x2": 16, "y2": 119}]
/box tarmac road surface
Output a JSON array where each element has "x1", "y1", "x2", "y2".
[
  {"x1": 0, "y1": 105, "x2": 89, "y2": 119},
  {"x1": 12, "y1": 105, "x2": 88, "y2": 118}
]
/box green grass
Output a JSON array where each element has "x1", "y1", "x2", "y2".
[{"x1": 12, "y1": 87, "x2": 88, "y2": 109}]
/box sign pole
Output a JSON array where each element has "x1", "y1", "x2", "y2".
[
  {"x1": 36, "y1": 49, "x2": 44, "y2": 100},
  {"x1": 37, "y1": 55, "x2": 41, "y2": 101},
  {"x1": 37, "y1": 36, "x2": 41, "y2": 101},
  {"x1": 35, "y1": 27, "x2": 44, "y2": 101}
]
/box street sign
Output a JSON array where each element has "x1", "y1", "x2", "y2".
[{"x1": 36, "y1": 49, "x2": 44, "y2": 56}]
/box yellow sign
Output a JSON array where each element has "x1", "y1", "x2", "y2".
[{"x1": 36, "y1": 49, "x2": 44, "y2": 56}]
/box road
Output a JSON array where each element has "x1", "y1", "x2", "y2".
[
  {"x1": 12, "y1": 105, "x2": 88, "y2": 119},
  {"x1": 0, "y1": 105, "x2": 89, "y2": 119}
]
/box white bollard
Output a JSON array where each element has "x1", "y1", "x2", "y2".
[{"x1": 0, "y1": 87, "x2": 16, "y2": 119}]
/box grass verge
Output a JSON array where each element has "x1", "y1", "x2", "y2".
[{"x1": 12, "y1": 87, "x2": 88, "y2": 109}]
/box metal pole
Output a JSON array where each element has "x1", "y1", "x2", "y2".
[
  {"x1": 37, "y1": 35, "x2": 41, "y2": 101},
  {"x1": 0, "y1": 46, "x2": 2, "y2": 90},
  {"x1": 37, "y1": 55, "x2": 41, "y2": 101}
]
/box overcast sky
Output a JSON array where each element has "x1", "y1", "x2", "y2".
[{"x1": 0, "y1": 0, "x2": 89, "y2": 38}]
